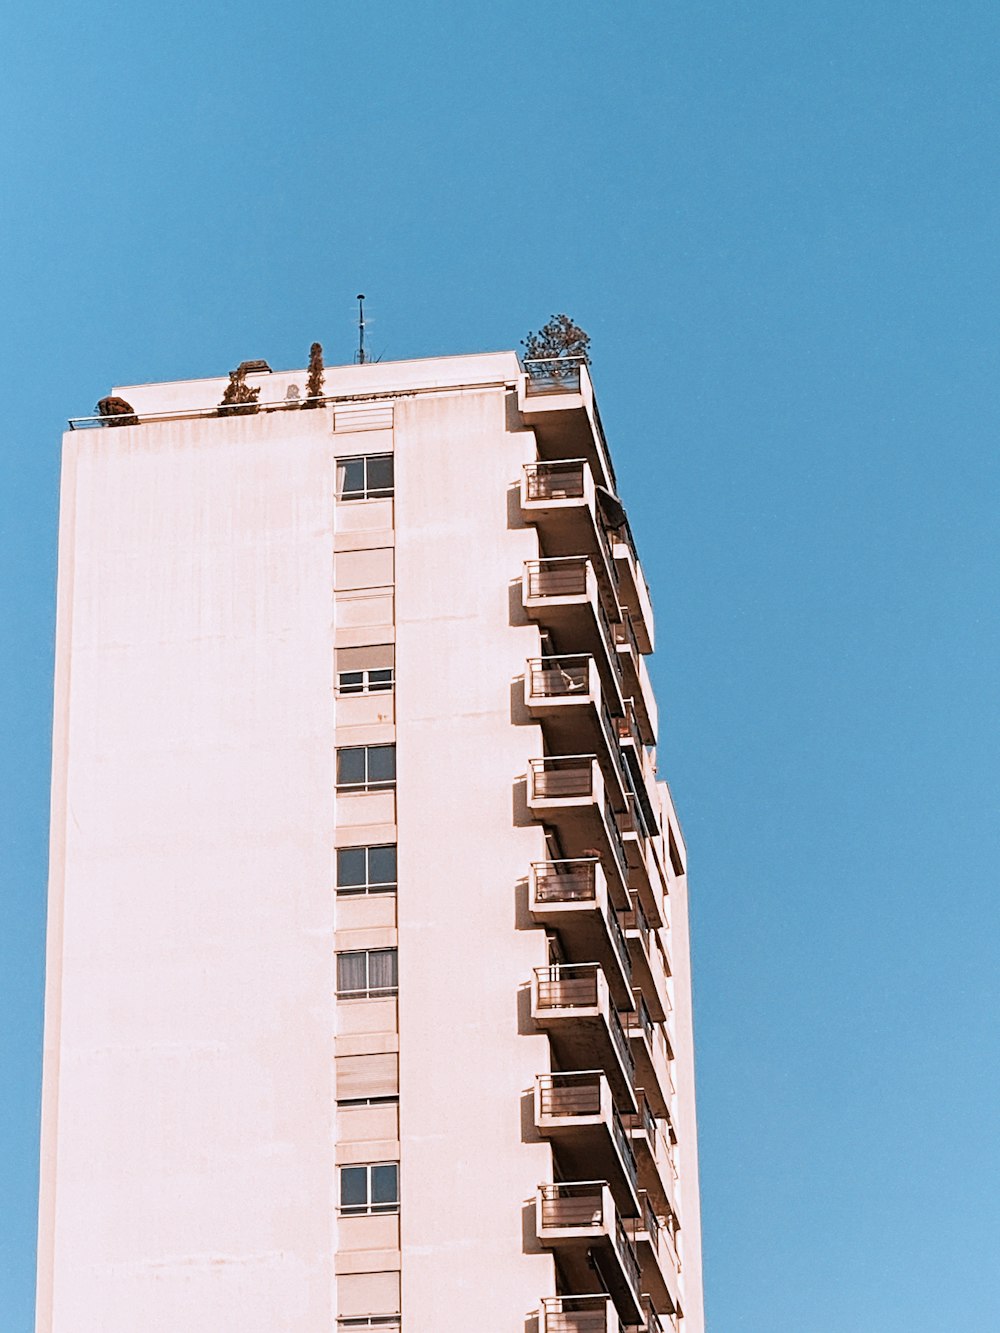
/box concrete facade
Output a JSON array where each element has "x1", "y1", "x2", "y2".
[{"x1": 37, "y1": 351, "x2": 704, "y2": 1333}]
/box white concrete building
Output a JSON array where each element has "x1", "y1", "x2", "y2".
[{"x1": 37, "y1": 351, "x2": 704, "y2": 1333}]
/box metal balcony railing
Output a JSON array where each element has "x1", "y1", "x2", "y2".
[
  {"x1": 537, "y1": 1071, "x2": 604, "y2": 1119},
  {"x1": 532, "y1": 858, "x2": 599, "y2": 905},
  {"x1": 621, "y1": 896, "x2": 652, "y2": 954},
  {"x1": 529, "y1": 755, "x2": 596, "y2": 801},
  {"x1": 525, "y1": 556, "x2": 591, "y2": 599},
  {"x1": 608, "y1": 1002, "x2": 636, "y2": 1083},
  {"x1": 524, "y1": 356, "x2": 585, "y2": 395},
  {"x1": 528, "y1": 656, "x2": 593, "y2": 699},
  {"x1": 524, "y1": 458, "x2": 588, "y2": 501},
  {"x1": 539, "y1": 1294, "x2": 623, "y2": 1333},
  {"x1": 534, "y1": 962, "x2": 600, "y2": 1011}
]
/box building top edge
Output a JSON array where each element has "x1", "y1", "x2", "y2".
[{"x1": 112, "y1": 350, "x2": 523, "y2": 403}]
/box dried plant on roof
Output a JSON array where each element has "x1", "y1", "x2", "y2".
[
  {"x1": 303, "y1": 342, "x2": 325, "y2": 408},
  {"x1": 521, "y1": 314, "x2": 591, "y2": 366},
  {"x1": 217, "y1": 365, "x2": 261, "y2": 417},
  {"x1": 96, "y1": 396, "x2": 138, "y2": 427}
]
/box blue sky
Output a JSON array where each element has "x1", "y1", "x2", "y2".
[{"x1": 2, "y1": 2, "x2": 999, "y2": 1328}]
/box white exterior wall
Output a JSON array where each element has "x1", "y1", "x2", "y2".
[
  {"x1": 394, "y1": 388, "x2": 554, "y2": 1328},
  {"x1": 39, "y1": 412, "x2": 340, "y2": 1331}
]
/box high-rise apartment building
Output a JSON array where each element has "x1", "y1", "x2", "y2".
[{"x1": 37, "y1": 350, "x2": 704, "y2": 1333}]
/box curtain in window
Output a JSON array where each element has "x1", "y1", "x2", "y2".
[
  {"x1": 337, "y1": 952, "x2": 368, "y2": 994},
  {"x1": 368, "y1": 949, "x2": 397, "y2": 994}
]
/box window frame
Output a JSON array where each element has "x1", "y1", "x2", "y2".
[
  {"x1": 338, "y1": 1161, "x2": 400, "y2": 1216},
  {"x1": 336, "y1": 844, "x2": 397, "y2": 896},
  {"x1": 336, "y1": 744, "x2": 396, "y2": 792},
  {"x1": 337, "y1": 452, "x2": 395, "y2": 502},
  {"x1": 336, "y1": 947, "x2": 399, "y2": 1000},
  {"x1": 337, "y1": 666, "x2": 395, "y2": 696}
]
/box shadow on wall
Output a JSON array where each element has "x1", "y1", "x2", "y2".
[
  {"x1": 508, "y1": 578, "x2": 531, "y2": 629},
  {"x1": 521, "y1": 1197, "x2": 544, "y2": 1257},
  {"x1": 510, "y1": 676, "x2": 532, "y2": 728},
  {"x1": 512, "y1": 775, "x2": 533, "y2": 829}
]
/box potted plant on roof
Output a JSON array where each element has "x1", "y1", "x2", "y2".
[
  {"x1": 521, "y1": 314, "x2": 591, "y2": 386},
  {"x1": 302, "y1": 342, "x2": 325, "y2": 408},
  {"x1": 217, "y1": 365, "x2": 261, "y2": 417}
]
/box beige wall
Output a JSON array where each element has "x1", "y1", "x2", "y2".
[
  {"x1": 39, "y1": 412, "x2": 340, "y2": 1331},
  {"x1": 394, "y1": 387, "x2": 555, "y2": 1329}
]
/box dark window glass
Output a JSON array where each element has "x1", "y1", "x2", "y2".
[
  {"x1": 339, "y1": 670, "x2": 365, "y2": 694},
  {"x1": 336, "y1": 847, "x2": 367, "y2": 889},
  {"x1": 340, "y1": 1166, "x2": 368, "y2": 1210},
  {"x1": 371, "y1": 1163, "x2": 399, "y2": 1207},
  {"x1": 368, "y1": 844, "x2": 397, "y2": 888},
  {"x1": 366, "y1": 455, "x2": 394, "y2": 494},
  {"x1": 367, "y1": 745, "x2": 396, "y2": 786},
  {"x1": 368, "y1": 668, "x2": 394, "y2": 692},
  {"x1": 340, "y1": 457, "x2": 366, "y2": 497},
  {"x1": 337, "y1": 747, "x2": 367, "y2": 787}
]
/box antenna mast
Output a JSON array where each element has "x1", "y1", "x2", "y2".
[{"x1": 355, "y1": 294, "x2": 366, "y2": 365}]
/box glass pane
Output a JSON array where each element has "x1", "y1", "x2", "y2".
[
  {"x1": 371, "y1": 1163, "x2": 398, "y2": 1206},
  {"x1": 367, "y1": 949, "x2": 397, "y2": 993},
  {"x1": 337, "y1": 847, "x2": 367, "y2": 888},
  {"x1": 340, "y1": 1165, "x2": 368, "y2": 1208},
  {"x1": 339, "y1": 671, "x2": 365, "y2": 694},
  {"x1": 367, "y1": 845, "x2": 397, "y2": 888},
  {"x1": 366, "y1": 455, "x2": 394, "y2": 494},
  {"x1": 368, "y1": 668, "x2": 393, "y2": 692},
  {"x1": 337, "y1": 747, "x2": 367, "y2": 786},
  {"x1": 366, "y1": 745, "x2": 396, "y2": 784},
  {"x1": 337, "y1": 952, "x2": 368, "y2": 994},
  {"x1": 339, "y1": 458, "x2": 366, "y2": 497}
]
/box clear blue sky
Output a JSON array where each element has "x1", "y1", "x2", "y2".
[{"x1": 2, "y1": 2, "x2": 998, "y2": 1328}]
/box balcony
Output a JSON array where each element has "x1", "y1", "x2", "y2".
[
  {"x1": 620, "y1": 897, "x2": 669, "y2": 1023},
  {"x1": 611, "y1": 536, "x2": 655, "y2": 655},
  {"x1": 525, "y1": 659, "x2": 627, "y2": 804},
  {"x1": 518, "y1": 358, "x2": 617, "y2": 495},
  {"x1": 534, "y1": 1072, "x2": 640, "y2": 1216},
  {"x1": 521, "y1": 461, "x2": 619, "y2": 600},
  {"x1": 522, "y1": 558, "x2": 624, "y2": 690},
  {"x1": 536, "y1": 1182, "x2": 643, "y2": 1326},
  {"x1": 622, "y1": 1090, "x2": 678, "y2": 1223},
  {"x1": 627, "y1": 1192, "x2": 681, "y2": 1316},
  {"x1": 622, "y1": 994, "x2": 674, "y2": 1117},
  {"x1": 631, "y1": 1295, "x2": 679, "y2": 1333},
  {"x1": 539, "y1": 1294, "x2": 624, "y2": 1333},
  {"x1": 612, "y1": 616, "x2": 657, "y2": 746},
  {"x1": 529, "y1": 860, "x2": 632, "y2": 1006},
  {"x1": 532, "y1": 964, "x2": 636, "y2": 1111},
  {"x1": 619, "y1": 796, "x2": 664, "y2": 928},
  {"x1": 526, "y1": 757, "x2": 629, "y2": 902},
  {"x1": 616, "y1": 703, "x2": 659, "y2": 830}
]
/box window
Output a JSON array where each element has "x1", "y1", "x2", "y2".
[
  {"x1": 337, "y1": 646, "x2": 394, "y2": 696},
  {"x1": 337, "y1": 948, "x2": 398, "y2": 999},
  {"x1": 337, "y1": 844, "x2": 397, "y2": 895},
  {"x1": 339, "y1": 666, "x2": 394, "y2": 694},
  {"x1": 337, "y1": 745, "x2": 396, "y2": 792},
  {"x1": 339, "y1": 1162, "x2": 399, "y2": 1215},
  {"x1": 338, "y1": 1319, "x2": 400, "y2": 1330},
  {"x1": 338, "y1": 453, "x2": 394, "y2": 501},
  {"x1": 337, "y1": 1095, "x2": 399, "y2": 1108}
]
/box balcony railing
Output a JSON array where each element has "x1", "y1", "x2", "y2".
[
  {"x1": 524, "y1": 458, "x2": 587, "y2": 500},
  {"x1": 532, "y1": 857, "x2": 600, "y2": 905},
  {"x1": 539, "y1": 1294, "x2": 623, "y2": 1333},
  {"x1": 528, "y1": 655, "x2": 593, "y2": 699},
  {"x1": 535, "y1": 962, "x2": 600, "y2": 1011},
  {"x1": 524, "y1": 356, "x2": 585, "y2": 395},
  {"x1": 529, "y1": 755, "x2": 596, "y2": 801},
  {"x1": 525, "y1": 555, "x2": 591, "y2": 599}
]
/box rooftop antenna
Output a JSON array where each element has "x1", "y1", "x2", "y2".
[{"x1": 355, "y1": 293, "x2": 367, "y2": 364}]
